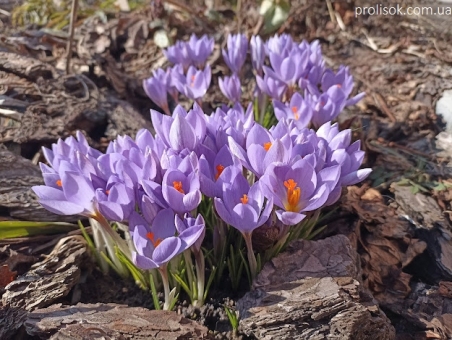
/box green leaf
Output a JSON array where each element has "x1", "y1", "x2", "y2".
[
  {"x1": 224, "y1": 304, "x2": 239, "y2": 330},
  {"x1": 0, "y1": 221, "x2": 77, "y2": 240}
]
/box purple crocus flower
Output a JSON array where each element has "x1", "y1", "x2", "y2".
[
  {"x1": 308, "y1": 89, "x2": 347, "y2": 129},
  {"x1": 260, "y1": 159, "x2": 340, "y2": 225},
  {"x1": 199, "y1": 145, "x2": 242, "y2": 198},
  {"x1": 321, "y1": 66, "x2": 365, "y2": 106},
  {"x1": 161, "y1": 168, "x2": 201, "y2": 214},
  {"x1": 228, "y1": 123, "x2": 291, "y2": 177},
  {"x1": 256, "y1": 74, "x2": 286, "y2": 100},
  {"x1": 143, "y1": 72, "x2": 170, "y2": 115},
  {"x1": 173, "y1": 65, "x2": 211, "y2": 100},
  {"x1": 33, "y1": 160, "x2": 134, "y2": 222},
  {"x1": 250, "y1": 35, "x2": 266, "y2": 75},
  {"x1": 222, "y1": 33, "x2": 248, "y2": 74},
  {"x1": 316, "y1": 122, "x2": 372, "y2": 187},
  {"x1": 164, "y1": 41, "x2": 191, "y2": 71},
  {"x1": 265, "y1": 34, "x2": 294, "y2": 58},
  {"x1": 132, "y1": 208, "x2": 205, "y2": 270},
  {"x1": 214, "y1": 168, "x2": 273, "y2": 234},
  {"x1": 264, "y1": 47, "x2": 308, "y2": 90},
  {"x1": 187, "y1": 34, "x2": 214, "y2": 68},
  {"x1": 218, "y1": 74, "x2": 241, "y2": 103},
  {"x1": 273, "y1": 92, "x2": 313, "y2": 129},
  {"x1": 150, "y1": 104, "x2": 206, "y2": 152}
]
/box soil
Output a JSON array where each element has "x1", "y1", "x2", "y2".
[{"x1": 1, "y1": 0, "x2": 452, "y2": 338}]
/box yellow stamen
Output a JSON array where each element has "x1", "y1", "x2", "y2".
[
  {"x1": 173, "y1": 181, "x2": 185, "y2": 194},
  {"x1": 263, "y1": 142, "x2": 272, "y2": 151},
  {"x1": 283, "y1": 179, "x2": 301, "y2": 212},
  {"x1": 240, "y1": 194, "x2": 248, "y2": 204},
  {"x1": 215, "y1": 164, "x2": 225, "y2": 180}
]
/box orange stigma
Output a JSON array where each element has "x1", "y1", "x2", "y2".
[
  {"x1": 105, "y1": 190, "x2": 110, "y2": 195},
  {"x1": 240, "y1": 194, "x2": 249, "y2": 204},
  {"x1": 56, "y1": 179, "x2": 62, "y2": 187},
  {"x1": 215, "y1": 164, "x2": 225, "y2": 180},
  {"x1": 291, "y1": 106, "x2": 299, "y2": 120},
  {"x1": 337, "y1": 84, "x2": 342, "y2": 88},
  {"x1": 263, "y1": 142, "x2": 272, "y2": 151},
  {"x1": 283, "y1": 179, "x2": 301, "y2": 212},
  {"x1": 146, "y1": 232, "x2": 162, "y2": 247},
  {"x1": 190, "y1": 75, "x2": 196, "y2": 87},
  {"x1": 173, "y1": 181, "x2": 185, "y2": 194}
]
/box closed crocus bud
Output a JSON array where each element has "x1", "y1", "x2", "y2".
[
  {"x1": 222, "y1": 33, "x2": 248, "y2": 74},
  {"x1": 187, "y1": 34, "x2": 214, "y2": 68},
  {"x1": 250, "y1": 35, "x2": 265, "y2": 75},
  {"x1": 218, "y1": 74, "x2": 241, "y2": 103},
  {"x1": 143, "y1": 75, "x2": 170, "y2": 115}
]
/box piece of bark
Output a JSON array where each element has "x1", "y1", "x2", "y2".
[
  {"x1": 341, "y1": 185, "x2": 427, "y2": 308},
  {"x1": 237, "y1": 234, "x2": 395, "y2": 340},
  {"x1": 0, "y1": 147, "x2": 77, "y2": 221},
  {"x1": 2, "y1": 236, "x2": 87, "y2": 311},
  {"x1": 392, "y1": 281, "x2": 452, "y2": 339},
  {"x1": 0, "y1": 305, "x2": 28, "y2": 340},
  {"x1": 23, "y1": 303, "x2": 214, "y2": 340},
  {"x1": 0, "y1": 51, "x2": 57, "y2": 81},
  {"x1": 391, "y1": 183, "x2": 452, "y2": 283}
]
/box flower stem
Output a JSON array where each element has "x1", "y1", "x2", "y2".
[
  {"x1": 159, "y1": 265, "x2": 171, "y2": 310},
  {"x1": 194, "y1": 249, "x2": 205, "y2": 307},
  {"x1": 243, "y1": 232, "x2": 257, "y2": 280}
]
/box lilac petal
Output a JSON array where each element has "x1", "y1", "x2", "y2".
[
  {"x1": 38, "y1": 200, "x2": 84, "y2": 216},
  {"x1": 257, "y1": 197, "x2": 273, "y2": 226},
  {"x1": 232, "y1": 204, "x2": 259, "y2": 233},
  {"x1": 264, "y1": 139, "x2": 286, "y2": 167},
  {"x1": 60, "y1": 171, "x2": 95, "y2": 210},
  {"x1": 178, "y1": 223, "x2": 205, "y2": 249},
  {"x1": 133, "y1": 252, "x2": 159, "y2": 270},
  {"x1": 32, "y1": 185, "x2": 65, "y2": 201},
  {"x1": 247, "y1": 144, "x2": 267, "y2": 176},
  {"x1": 341, "y1": 168, "x2": 372, "y2": 186},
  {"x1": 276, "y1": 210, "x2": 306, "y2": 226},
  {"x1": 153, "y1": 237, "x2": 183, "y2": 265},
  {"x1": 98, "y1": 201, "x2": 124, "y2": 221},
  {"x1": 142, "y1": 180, "x2": 168, "y2": 209},
  {"x1": 323, "y1": 186, "x2": 342, "y2": 207},
  {"x1": 214, "y1": 198, "x2": 235, "y2": 226},
  {"x1": 152, "y1": 208, "x2": 177, "y2": 240},
  {"x1": 129, "y1": 211, "x2": 147, "y2": 232},
  {"x1": 303, "y1": 184, "x2": 329, "y2": 211},
  {"x1": 170, "y1": 114, "x2": 196, "y2": 151},
  {"x1": 182, "y1": 190, "x2": 202, "y2": 211}
]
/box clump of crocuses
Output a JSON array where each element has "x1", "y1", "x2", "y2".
[{"x1": 33, "y1": 33, "x2": 370, "y2": 311}]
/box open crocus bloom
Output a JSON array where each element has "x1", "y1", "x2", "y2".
[
  {"x1": 132, "y1": 209, "x2": 205, "y2": 270},
  {"x1": 260, "y1": 159, "x2": 341, "y2": 226}
]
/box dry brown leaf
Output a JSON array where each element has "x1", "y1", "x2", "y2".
[{"x1": 0, "y1": 264, "x2": 17, "y2": 288}]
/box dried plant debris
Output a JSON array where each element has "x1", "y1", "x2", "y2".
[{"x1": 342, "y1": 185, "x2": 427, "y2": 308}]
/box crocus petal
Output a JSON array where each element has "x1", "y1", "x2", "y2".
[
  {"x1": 133, "y1": 252, "x2": 159, "y2": 270},
  {"x1": 153, "y1": 237, "x2": 183, "y2": 266},
  {"x1": 37, "y1": 200, "x2": 85, "y2": 216},
  {"x1": 276, "y1": 210, "x2": 306, "y2": 226}
]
